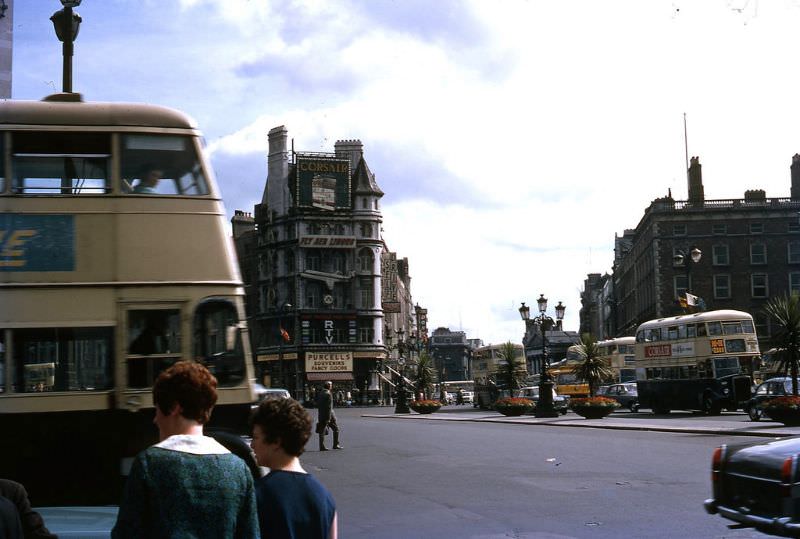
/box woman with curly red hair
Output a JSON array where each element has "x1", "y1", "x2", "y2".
[{"x1": 112, "y1": 361, "x2": 258, "y2": 538}]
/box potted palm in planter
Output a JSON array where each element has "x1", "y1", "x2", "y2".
[
  {"x1": 762, "y1": 295, "x2": 800, "y2": 426},
  {"x1": 494, "y1": 397, "x2": 534, "y2": 416},
  {"x1": 410, "y1": 399, "x2": 443, "y2": 414},
  {"x1": 570, "y1": 333, "x2": 617, "y2": 419}
]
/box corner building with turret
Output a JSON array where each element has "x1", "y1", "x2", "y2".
[{"x1": 233, "y1": 126, "x2": 387, "y2": 402}]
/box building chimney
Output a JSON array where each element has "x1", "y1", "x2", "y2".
[
  {"x1": 688, "y1": 156, "x2": 704, "y2": 205},
  {"x1": 264, "y1": 125, "x2": 289, "y2": 214},
  {"x1": 334, "y1": 139, "x2": 363, "y2": 171},
  {"x1": 791, "y1": 154, "x2": 800, "y2": 200}
]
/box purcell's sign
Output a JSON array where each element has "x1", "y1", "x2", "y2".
[{"x1": 305, "y1": 351, "x2": 353, "y2": 373}]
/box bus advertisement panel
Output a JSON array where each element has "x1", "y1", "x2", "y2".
[{"x1": 634, "y1": 310, "x2": 757, "y2": 415}]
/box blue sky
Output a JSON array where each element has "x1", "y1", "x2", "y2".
[{"x1": 11, "y1": 0, "x2": 800, "y2": 345}]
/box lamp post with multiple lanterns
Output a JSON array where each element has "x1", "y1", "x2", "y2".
[
  {"x1": 519, "y1": 294, "x2": 566, "y2": 418},
  {"x1": 673, "y1": 246, "x2": 702, "y2": 297}
]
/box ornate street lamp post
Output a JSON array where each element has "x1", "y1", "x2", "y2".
[
  {"x1": 674, "y1": 246, "x2": 702, "y2": 305},
  {"x1": 50, "y1": 0, "x2": 82, "y2": 93},
  {"x1": 519, "y1": 294, "x2": 566, "y2": 418}
]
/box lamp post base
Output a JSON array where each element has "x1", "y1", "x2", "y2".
[
  {"x1": 394, "y1": 385, "x2": 411, "y2": 414},
  {"x1": 535, "y1": 379, "x2": 559, "y2": 418}
]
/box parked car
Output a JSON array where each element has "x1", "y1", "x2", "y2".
[
  {"x1": 705, "y1": 436, "x2": 800, "y2": 536},
  {"x1": 253, "y1": 383, "x2": 291, "y2": 402},
  {"x1": 460, "y1": 390, "x2": 474, "y2": 404},
  {"x1": 518, "y1": 386, "x2": 569, "y2": 414},
  {"x1": 601, "y1": 382, "x2": 639, "y2": 412},
  {"x1": 744, "y1": 376, "x2": 793, "y2": 421}
]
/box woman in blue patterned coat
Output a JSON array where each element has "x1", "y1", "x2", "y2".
[{"x1": 112, "y1": 361, "x2": 259, "y2": 538}]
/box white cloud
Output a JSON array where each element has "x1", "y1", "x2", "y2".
[{"x1": 17, "y1": 0, "x2": 800, "y2": 345}]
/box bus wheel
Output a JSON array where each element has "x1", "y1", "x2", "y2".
[{"x1": 703, "y1": 394, "x2": 722, "y2": 416}]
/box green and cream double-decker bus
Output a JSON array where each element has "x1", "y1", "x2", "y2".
[
  {"x1": 634, "y1": 310, "x2": 757, "y2": 415},
  {"x1": 0, "y1": 93, "x2": 256, "y2": 505}
]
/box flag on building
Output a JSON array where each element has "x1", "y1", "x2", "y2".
[
  {"x1": 685, "y1": 292, "x2": 699, "y2": 306},
  {"x1": 678, "y1": 296, "x2": 688, "y2": 308},
  {"x1": 280, "y1": 326, "x2": 291, "y2": 343}
]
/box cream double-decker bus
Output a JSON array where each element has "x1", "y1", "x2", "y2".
[
  {"x1": 634, "y1": 310, "x2": 757, "y2": 415},
  {"x1": 595, "y1": 336, "x2": 637, "y2": 383},
  {"x1": 0, "y1": 94, "x2": 256, "y2": 505}
]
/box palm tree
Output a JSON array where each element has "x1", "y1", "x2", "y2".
[
  {"x1": 764, "y1": 294, "x2": 800, "y2": 395},
  {"x1": 413, "y1": 352, "x2": 437, "y2": 399},
  {"x1": 497, "y1": 341, "x2": 527, "y2": 396},
  {"x1": 571, "y1": 333, "x2": 614, "y2": 397}
]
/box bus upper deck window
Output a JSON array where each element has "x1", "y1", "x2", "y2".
[
  {"x1": 708, "y1": 322, "x2": 723, "y2": 336},
  {"x1": 12, "y1": 132, "x2": 110, "y2": 195},
  {"x1": 723, "y1": 322, "x2": 744, "y2": 335},
  {"x1": 121, "y1": 135, "x2": 209, "y2": 196},
  {"x1": 742, "y1": 320, "x2": 755, "y2": 334},
  {"x1": 696, "y1": 323, "x2": 707, "y2": 337}
]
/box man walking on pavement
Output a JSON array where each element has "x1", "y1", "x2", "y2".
[{"x1": 316, "y1": 381, "x2": 342, "y2": 451}]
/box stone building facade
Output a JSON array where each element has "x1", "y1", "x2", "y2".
[
  {"x1": 428, "y1": 327, "x2": 471, "y2": 381},
  {"x1": 612, "y1": 155, "x2": 800, "y2": 350},
  {"x1": 233, "y1": 127, "x2": 387, "y2": 401}
]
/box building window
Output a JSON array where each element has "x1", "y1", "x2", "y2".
[
  {"x1": 305, "y1": 283, "x2": 320, "y2": 308},
  {"x1": 712, "y1": 224, "x2": 727, "y2": 235},
  {"x1": 357, "y1": 248, "x2": 373, "y2": 272},
  {"x1": 673, "y1": 224, "x2": 687, "y2": 236},
  {"x1": 713, "y1": 275, "x2": 731, "y2": 299},
  {"x1": 791, "y1": 272, "x2": 800, "y2": 296},
  {"x1": 674, "y1": 274, "x2": 689, "y2": 298},
  {"x1": 358, "y1": 321, "x2": 374, "y2": 343},
  {"x1": 790, "y1": 221, "x2": 800, "y2": 234},
  {"x1": 284, "y1": 249, "x2": 295, "y2": 273},
  {"x1": 359, "y1": 223, "x2": 373, "y2": 238},
  {"x1": 331, "y1": 252, "x2": 345, "y2": 273},
  {"x1": 712, "y1": 244, "x2": 729, "y2": 266},
  {"x1": 750, "y1": 223, "x2": 764, "y2": 234},
  {"x1": 751, "y1": 274, "x2": 768, "y2": 298},
  {"x1": 359, "y1": 277, "x2": 373, "y2": 309},
  {"x1": 750, "y1": 243, "x2": 767, "y2": 265},
  {"x1": 789, "y1": 242, "x2": 800, "y2": 264},
  {"x1": 306, "y1": 251, "x2": 320, "y2": 271}
]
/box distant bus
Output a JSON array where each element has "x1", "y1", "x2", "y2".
[
  {"x1": 634, "y1": 310, "x2": 757, "y2": 415},
  {"x1": 548, "y1": 353, "x2": 589, "y2": 398},
  {"x1": 0, "y1": 94, "x2": 257, "y2": 505},
  {"x1": 595, "y1": 337, "x2": 637, "y2": 383}
]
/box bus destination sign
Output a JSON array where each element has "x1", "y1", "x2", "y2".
[{"x1": 644, "y1": 344, "x2": 671, "y2": 358}]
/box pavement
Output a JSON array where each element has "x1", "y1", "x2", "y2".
[{"x1": 361, "y1": 405, "x2": 800, "y2": 438}]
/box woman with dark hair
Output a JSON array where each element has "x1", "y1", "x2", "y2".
[
  {"x1": 112, "y1": 361, "x2": 259, "y2": 538},
  {"x1": 250, "y1": 398, "x2": 337, "y2": 539}
]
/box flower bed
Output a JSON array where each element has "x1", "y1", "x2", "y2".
[
  {"x1": 569, "y1": 396, "x2": 620, "y2": 419},
  {"x1": 410, "y1": 399, "x2": 443, "y2": 414},
  {"x1": 763, "y1": 396, "x2": 800, "y2": 426},
  {"x1": 494, "y1": 397, "x2": 534, "y2": 417}
]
